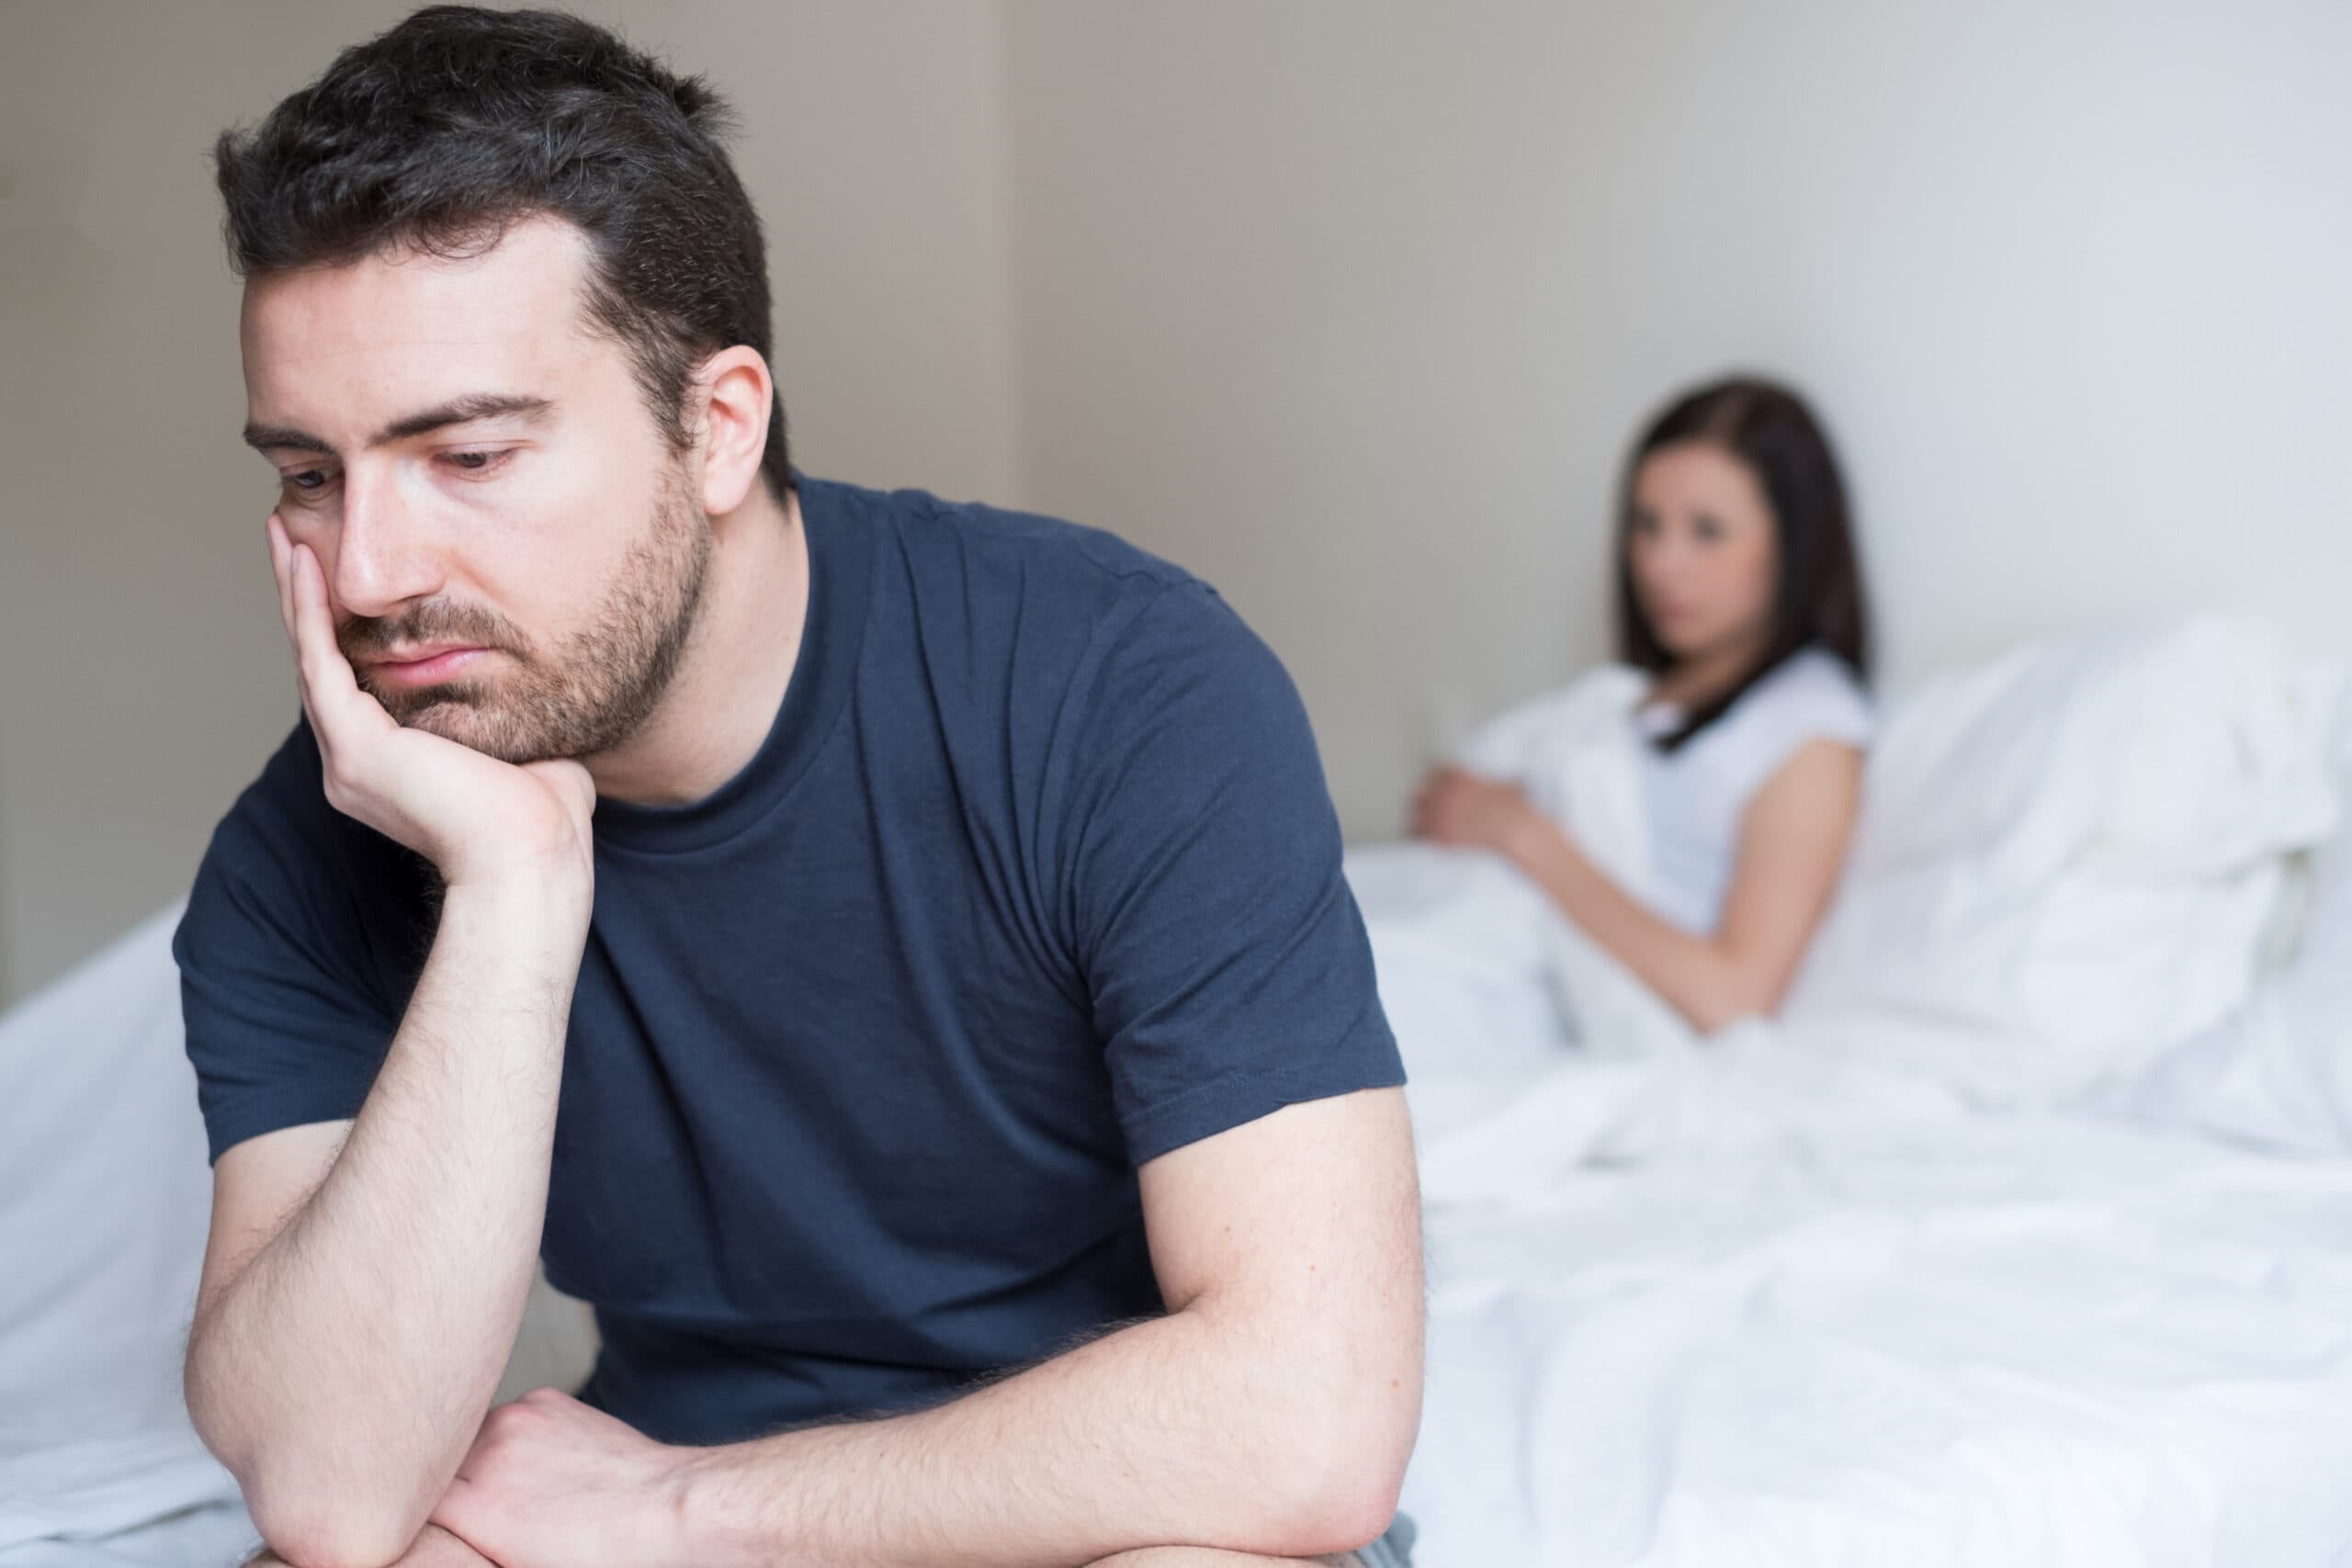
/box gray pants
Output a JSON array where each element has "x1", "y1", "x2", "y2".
[{"x1": 1351, "y1": 1511, "x2": 1418, "y2": 1568}]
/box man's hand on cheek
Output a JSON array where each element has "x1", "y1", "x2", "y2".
[
  {"x1": 428, "y1": 1389, "x2": 704, "y2": 1568},
  {"x1": 264, "y1": 512, "x2": 598, "y2": 897}
]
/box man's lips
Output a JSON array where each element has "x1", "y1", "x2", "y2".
[{"x1": 364, "y1": 647, "x2": 492, "y2": 686}]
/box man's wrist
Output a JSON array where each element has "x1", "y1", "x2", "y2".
[
  {"x1": 441, "y1": 862, "x2": 593, "y2": 918},
  {"x1": 669, "y1": 1440, "x2": 778, "y2": 1568},
  {"x1": 435, "y1": 868, "x2": 594, "y2": 951}
]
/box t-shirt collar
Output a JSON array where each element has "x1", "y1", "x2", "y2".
[{"x1": 591, "y1": 472, "x2": 872, "y2": 856}]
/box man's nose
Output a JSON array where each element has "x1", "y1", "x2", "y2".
[{"x1": 330, "y1": 462, "x2": 444, "y2": 619}]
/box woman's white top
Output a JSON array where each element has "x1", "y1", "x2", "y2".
[{"x1": 1632, "y1": 647, "x2": 1873, "y2": 935}]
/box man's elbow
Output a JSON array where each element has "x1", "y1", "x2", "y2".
[
  {"x1": 221, "y1": 1426, "x2": 435, "y2": 1568},
  {"x1": 1261, "y1": 1368, "x2": 1421, "y2": 1556},
  {"x1": 1283, "y1": 1456, "x2": 1412, "y2": 1561},
  {"x1": 241, "y1": 1495, "x2": 427, "y2": 1568},
  {"x1": 187, "y1": 1351, "x2": 437, "y2": 1568}
]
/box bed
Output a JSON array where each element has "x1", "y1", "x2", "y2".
[{"x1": 6, "y1": 615, "x2": 2349, "y2": 1566}]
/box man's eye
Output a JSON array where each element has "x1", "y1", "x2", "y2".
[
  {"x1": 446, "y1": 449, "x2": 511, "y2": 474},
  {"x1": 284, "y1": 470, "x2": 329, "y2": 492}
]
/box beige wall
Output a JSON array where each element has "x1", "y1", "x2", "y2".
[
  {"x1": 1000, "y1": 0, "x2": 2352, "y2": 839},
  {"x1": 0, "y1": 0, "x2": 1022, "y2": 1006},
  {"x1": 7, "y1": 0, "x2": 2351, "y2": 1000}
]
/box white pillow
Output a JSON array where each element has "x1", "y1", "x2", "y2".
[
  {"x1": 2106, "y1": 658, "x2": 2352, "y2": 1151},
  {"x1": 1781, "y1": 618, "x2": 2337, "y2": 1105},
  {"x1": 2273, "y1": 658, "x2": 2352, "y2": 1055}
]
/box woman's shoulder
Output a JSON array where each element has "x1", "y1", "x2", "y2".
[
  {"x1": 1680, "y1": 648, "x2": 1872, "y2": 811},
  {"x1": 1735, "y1": 646, "x2": 1874, "y2": 750}
]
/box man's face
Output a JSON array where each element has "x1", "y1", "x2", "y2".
[{"x1": 240, "y1": 213, "x2": 710, "y2": 765}]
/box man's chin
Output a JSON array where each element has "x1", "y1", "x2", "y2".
[{"x1": 378, "y1": 692, "x2": 558, "y2": 766}]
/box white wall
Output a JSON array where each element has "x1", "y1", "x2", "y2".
[
  {"x1": 0, "y1": 0, "x2": 1022, "y2": 1006},
  {"x1": 1000, "y1": 0, "x2": 2352, "y2": 839}
]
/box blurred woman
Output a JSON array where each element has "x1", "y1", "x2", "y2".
[{"x1": 1412, "y1": 375, "x2": 1874, "y2": 1033}]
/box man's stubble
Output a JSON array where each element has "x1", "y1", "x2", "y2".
[{"x1": 342, "y1": 458, "x2": 712, "y2": 766}]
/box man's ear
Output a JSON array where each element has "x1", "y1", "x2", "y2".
[{"x1": 690, "y1": 344, "x2": 776, "y2": 515}]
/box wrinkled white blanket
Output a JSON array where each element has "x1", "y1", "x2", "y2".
[
  {"x1": 1351, "y1": 668, "x2": 1691, "y2": 1100},
  {"x1": 1400, "y1": 1100, "x2": 2352, "y2": 1566}
]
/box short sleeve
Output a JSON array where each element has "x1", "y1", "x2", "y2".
[
  {"x1": 171, "y1": 722, "x2": 419, "y2": 1165},
  {"x1": 1778, "y1": 651, "x2": 1874, "y2": 751},
  {"x1": 1066, "y1": 583, "x2": 1404, "y2": 1165},
  {"x1": 1769, "y1": 649, "x2": 1862, "y2": 747},
  {"x1": 1708, "y1": 649, "x2": 1874, "y2": 807}
]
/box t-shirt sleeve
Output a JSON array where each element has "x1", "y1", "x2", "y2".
[
  {"x1": 1064, "y1": 581, "x2": 1405, "y2": 1165},
  {"x1": 1785, "y1": 657, "x2": 1875, "y2": 751},
  {"x1": 171, "y1": 723, "x2": 410, "y2": 1165},
  {"x1": 1719, "y1": 653, "x2": 1876, "y2": 810}
]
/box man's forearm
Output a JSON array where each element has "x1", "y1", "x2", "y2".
[
  {"x1": 677, "y1": 1286, "x2": 1416, "y2": 1566},
  {"x1": 189, "y1": 875, "x2": 589, "y2": 1567}
]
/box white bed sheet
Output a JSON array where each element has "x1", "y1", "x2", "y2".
[
  {"x1": 0, "y1": 1504, "x2": 255, "y2": 1568},
  {"x1": 1396, "y1": 1042, "x2": 2352, "y2": 1568},
  {"x1": 0, "y1": 904, "x2": 247, "y2": 1561}
]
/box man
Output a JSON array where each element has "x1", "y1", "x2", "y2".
[{"x1": 175, "y1": 8, "x2": 1423, "y2": 1568}]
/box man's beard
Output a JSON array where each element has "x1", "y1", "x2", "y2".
[{"x1": 340, "y1": 466, "x2": 713, "y2": 764}]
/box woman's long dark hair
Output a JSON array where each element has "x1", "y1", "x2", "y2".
[{"x1": 1613, "y1": 375, "x2": 1871, "y2": 751}]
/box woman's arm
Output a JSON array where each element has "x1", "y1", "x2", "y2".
[{"x1": 1413, "y1": 739, "x2": 1863, "y2": 1033}]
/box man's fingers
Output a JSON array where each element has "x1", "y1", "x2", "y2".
[
  {"x1": 266, "y1": 513, "x2": 298, "y2": 652},
  {"x1": 291, "y1": 541, "x2": 351, "y2": 694},
  {"x1": 289, "y1": 539, "x2": 391, "y2": 746},
  {"x1": 521, "y1": 758, "x2": 598, "y2": 822}
]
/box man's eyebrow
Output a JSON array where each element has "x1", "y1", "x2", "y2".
[{"x1": 242, "y1": 392, "x2": 557, "y2": 456}]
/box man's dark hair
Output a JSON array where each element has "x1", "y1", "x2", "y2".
[
  {"x1": 1612, "y1": 374, "x2": 1873, "y2": 752},
  {"x1": 213, "y1": 5, "x2": 789, "y2": 502}
]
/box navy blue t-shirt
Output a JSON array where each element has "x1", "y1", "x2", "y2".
[{"x1": 172, "y1": 475, "x2": 1402, "y2": 1445}]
